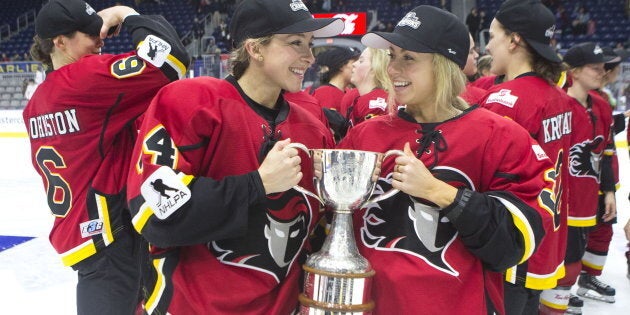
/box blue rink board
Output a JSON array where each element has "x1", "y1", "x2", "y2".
[{"x1": 0, "y1": 235, "x2": 35, "y2": 252}]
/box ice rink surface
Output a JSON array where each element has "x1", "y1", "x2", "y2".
[{"x1": 1, "y1": 134, "x2": 629, "y2": 314}]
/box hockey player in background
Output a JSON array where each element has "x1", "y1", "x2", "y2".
[
  {"x1": 542, "y1": 42, "x2": 616, "y2": 315},
  {"x1": 23, "y1": 0, "x2": 189, "y2": 314},
  {"x1": 573, "y1": 46, "x2": 630, "y2": 308},
  {"x1": 337, "y1": 5, "x2": 555, "y2": 314},
  {"x1": 480, "y1": 1, "x2": 573, "y2": 313},
  {"x1": 22, "y1": 0, "x2": 189, "y2": 314}
]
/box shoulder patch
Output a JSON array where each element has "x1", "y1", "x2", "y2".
[
  {"x1": 532, "y1": 144, "x2": 549, "y2": 161},
  {"x1": 141, "y1": 166, "x2": 191, "y2": 219},
  {"x1": 137, "y1": 34, "x2": 172, "y2": 68},
  {"x1": 368, "y1": 97, "x2": 388, "y2": 110},
  {"x1": 485, "y1": 89, "x2": 518, "y2": 108}
]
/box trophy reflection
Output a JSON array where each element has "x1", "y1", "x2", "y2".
[{"x1": 288, "y1": 144, "x2": 403, "y2": 315}]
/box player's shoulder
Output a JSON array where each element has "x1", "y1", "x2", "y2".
[{"x1": 468, "y1": 106, "x2": 531, "y2": 135}]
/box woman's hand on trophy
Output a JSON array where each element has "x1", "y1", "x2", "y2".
[
  {"x1": 258, "y1": 138, "x2": 303, "y2": 194},
  {"x1": 392, "y1": 142, "x2": 458, "y2": 208}
]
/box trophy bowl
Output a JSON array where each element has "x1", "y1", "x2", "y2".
[{"x1": 287, "y1": 144, "x2": 403, "y2": 315}]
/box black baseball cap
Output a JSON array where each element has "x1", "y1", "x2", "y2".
[
  {"x1": 361, "y1": 5, "x2": 469, "y2": 69},
  {"x1": 563, "y1": 42, "x2": 614, "y2": 68},
  {"x1": 495, "y1": 0, "x2": 561, "y2": 63},
  {"x1": 35, "y1": 0, "x2": 103, "y2": 39},
  {"x1": 316, "y1": 46, "x2": 360, "y2": 71},
  {"x1": 229, "y1": 0, "x2": 344, "y2": 48}
]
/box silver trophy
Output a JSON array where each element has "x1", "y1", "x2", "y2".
[{"x1": 288, "y1": 144, "x2": 403, "y2": 315}]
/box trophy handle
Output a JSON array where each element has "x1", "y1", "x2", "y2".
[
  {"x1": 286, "y1": 143, "x2": 325, "y2": 205},
  {"x1": 361, "y1": 149, "x2": 406, "y2": 207}
]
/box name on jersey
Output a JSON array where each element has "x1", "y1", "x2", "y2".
[
  {"x1": 542, "y1": 111, "x2": 572, "y2": 143},
  {"x1": 486, "y1": 89, "x2": 518, "y2": 108},
  {"x1": 27, "y1": 109, "x2": 80, "y2": 139}
]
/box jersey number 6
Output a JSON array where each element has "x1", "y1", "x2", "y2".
[{"x1": 36, "y1": 147, "x2": 72, "y2": 217}]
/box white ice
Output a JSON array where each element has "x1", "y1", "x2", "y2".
[{"x1": 1, "y1": 134, "x2": 629, "y2": 314}]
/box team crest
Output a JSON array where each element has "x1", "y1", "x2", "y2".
[
  {"x1": 210, "y1": 189, "x2": 312, "y2": 282},
  {"x1": 361, "y1": 167, "x2": 474, "y2": 276},
  {"x1": 569, "y1": 136, "x2": 604, "y2": 181}
]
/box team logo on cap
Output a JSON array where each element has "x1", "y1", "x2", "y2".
[
  {"x1": 289, "y1": 0, "x2": 308, "y2": 12},
  {"x1": 85, "y1": 3, "x2": 96, "y2": 15},
  {"x1": 398, "y1": 12, "x2": 421, "y2": 29},
  {"x1": 545, "y1": 25, "x2": 555, "y2": 39},
  {"x1": 593, "y1": 45, "x2": 603, "y2": 55}
]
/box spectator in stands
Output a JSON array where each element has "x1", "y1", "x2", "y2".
[
  {"x1": 572, "y1": 5, "x2": 591, "y2": 35},
  {"x1": 1, "y1": 53, "x2": 10, "y2": 61},
  {"x1": 23, "y1": 1, "x2": 189, "y2": 314},
  {"x1": 193, "y1": 17, "x2": 205, "y2": 39},
  {"x1": 556, "y1": 5, "x2": 571, "y2": 34},
  {"x1": 466, "y1": 7, "x2": 481, "y2": 43},
  {"x1": 125, "y1": 0, "x2": 344, "y2": 313}
]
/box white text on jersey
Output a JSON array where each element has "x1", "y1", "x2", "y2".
[
  {"x1": 28, "y1": 109, "x2": 80, "y2": 139},
  {"x1": 542, "y1": 111, "x2": 572, "y2": 143}
]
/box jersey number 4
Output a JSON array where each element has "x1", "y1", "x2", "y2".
[{"x1": 36, "y1": 147, "x2": 72, "y2": 217}]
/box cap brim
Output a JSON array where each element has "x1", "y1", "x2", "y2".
[
  {"x1": 81, "y1": 15, "x2": 103, "y2": 37},
  {"x1": 276, "y1": 18, "x2": 344, "y2": 38},
  {"x1": 528, "y1": 40, "x2": 561, "y2": 63},
  {"x1": 361, "y1": 32, "x2": 433, "y2": 54}
]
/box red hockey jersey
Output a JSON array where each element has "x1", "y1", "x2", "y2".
[
  {"x1": 566, "y1": 93, "x2": 613, "y2": 227},
  {"x1": 339, "y1": 88, "x2": 390, "y2": 126},
  {"x1": 22, "y1": 15, "x2": 188, "y2": 266},
  {"x1": 127, "y1": 76, "x2": 334, "y2": 314},
  {"x1": 311, "y1": 84, "x2": 346, "y2": 111},
  {"x1": 480, "y1": 74, "x2": 572, "y2": 289},
  {"x1": 337, "y1": 107, "x2": 553, "y2": 314}
]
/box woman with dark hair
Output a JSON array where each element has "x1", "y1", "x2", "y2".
[
  {"x1": 481, "y1": 1, "x2": 573, "y2": 312},
  {"x1": 23, "y1": 0, "x2": 189, "y2": 314}
]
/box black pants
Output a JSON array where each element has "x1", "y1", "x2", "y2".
[
  {"x1": 73, "y1": 228, "x2": 148, "y2": 315},
  {"x1": 504, "y1": 282, "x2": 541, "y2": 315}
]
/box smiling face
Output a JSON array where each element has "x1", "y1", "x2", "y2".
[
  {"x1": 387, "y1": 45, "x2": 435, "y2": 109},
  {"x1": 258, "y1": 33, "x2": 316, "y2": 92}
]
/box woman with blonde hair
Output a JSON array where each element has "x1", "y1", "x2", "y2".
[
  {"x1": 337, "y1": 5, "x2": 554, "y2": 314},
  {"x1": 126, "y1": 0, "x2": 344, "y2": 313},
  {"x1": 337, "y1": 47, "x2": 393, "y2": 135}
]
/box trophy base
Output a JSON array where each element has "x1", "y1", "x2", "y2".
[{"x1": 300, "y1": 265, "x2": 375, "y2": 315}]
